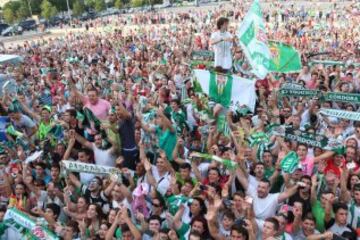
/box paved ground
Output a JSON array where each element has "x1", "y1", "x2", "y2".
[{"x1": 0, "y1": 0, "x2": 355, "y2": 49}]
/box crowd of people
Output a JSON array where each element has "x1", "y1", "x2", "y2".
[{"x1": 0, "y1": 0, "x2": 359, "y2": 239}]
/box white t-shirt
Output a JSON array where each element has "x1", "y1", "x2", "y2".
[
  {"x1": 248, "y1": 175, "x2": 259, "y2": 193},
  {"x1": 210, "y1": 31, "x2": 233, "y2": 70},
  {"x1": 348, "y1": 201, "x2": 360, "y2": 230},
  {"x1": 150, "y1": 166, "x2": 171, "y2": 196},
  {"x1": 247, "y1": 187, "x2": 279, "y2": 220},
  {"x1": 92, "y1": 143, "x2": 116, "y2": 167}
]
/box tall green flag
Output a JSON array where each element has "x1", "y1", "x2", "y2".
[
  {"x1": 268, "y1": 41, "x2": 302, "y2": 73},
  {"x1": 237, "y1": 0, "x2": 271, "y2": 79}
]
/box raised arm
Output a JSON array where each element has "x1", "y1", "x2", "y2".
[
  {"x1": 278, "y1": 183, "x2": 299, "y2": 203},
  {"x1": 68, "y1": 173, "x2": 82, "y2": 189},
  {"x1": 62, "y1": 133, "x2": 76, "y2": 160},
  {"x1": 235, "y1": 167, "x2": 249, "y2": 191},
  {"x1": 73, "y1": 130, "x2": 93, "y2": 150},
  {"x1": 313, "y1": 150, "x2": 334, "y2": 164},
  {"x1": 18, "y1": 99, "x2": 41, "y2": 122},
  {"x1": 158, "y1": 108, "x2": 174, "y2": 132},
  {"x1": 122, "y1": 207, "x2": 141, "y2": 240},
  {"x1": 339, "y1": 168, "x2": 351, "y2": 203},
  {"x1": 292, "y1": 204, "x2": 303, "y2": 233},
  {"x1": 310, "y1": 175, "x2": 318, "y2": 205},
  {"x1": 172, "y1": 139, "x2": 186, "y2": 165},
  {"x1": 106, "y1": 211, "x2": 120, "y2": 240},
  {"x1": 206, "y1": 196, "x2": 226, "y2": 240}
]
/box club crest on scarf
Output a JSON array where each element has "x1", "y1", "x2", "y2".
[{"x1": 216, "y1": 74, "x2": 227, "y2": 95}]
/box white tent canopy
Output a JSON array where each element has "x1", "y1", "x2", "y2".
[{"x1": 0, "y1": 55, "x2": 23, "y2": 65}]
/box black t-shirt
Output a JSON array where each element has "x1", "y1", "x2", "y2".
[
  {"x1": 81, "y1": 184, "x2": 108, "y2": 207},
  {"x1": 288, "y1": 191, "x2": 312, "y2": 217},
  {"x1": 118, "y1": 117, "x2": 136, "y2": 150}
]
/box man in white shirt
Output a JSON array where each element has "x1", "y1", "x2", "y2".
[
  {"x1": 210, "y1": 17, "x2": 234, "y2": 71},
  {"x1": 238, "y1": 177, "x2": 299, "y2": 224}
]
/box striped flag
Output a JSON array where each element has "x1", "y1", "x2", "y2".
[
  {"x1": 192, "y1": 69, "x2": 256, "y2": 111},
  {"x1": 237, "y1": 0, "x2": 271, "y2": 79}
]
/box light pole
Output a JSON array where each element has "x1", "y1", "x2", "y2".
[
  {"x1": 66, "y1": 0, "x2": 72, "y2": 25},
  {"x1": 27, "y1": 0, "x2": 33, "y2": 16}
]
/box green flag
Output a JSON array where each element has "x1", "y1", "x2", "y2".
[
  {"x1": 268, "y1": 41, "x2": 302, "y2": 73},
  {"x1": 166, "y1": 195, "x2": 190, "y2": 215},
  {"x1": 237, "y1": 0, "x2": 271, "y2": 79},
  {"x1": 280, "y1": 151, "x2": 300, "y2": 173},
  {"x1": 192, "y1": 70, "x2": 257, "y2": 110},
  {"x1": 82, "y1": 107, "x2": 102, "y2": 133}
]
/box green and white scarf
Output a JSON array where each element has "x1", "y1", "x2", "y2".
[
  {"x1": 61, "y1": 160, "x2": 122, "y2": 182},
  {"x1": 4, "y1": 208, "x2": 59, "y2": 240},
  {"x1": 280, "y1": 151, "x2": 300, "y2": 173},
  {"x1": 190, "y1": 152, "x2": 237, "y2": 170},
  {"x1": 279, "y1": 88, "x2": 320, "y2": 98},
  {"x1": 320, "y1": 108, "x2": 360, "y2": 122},
  {"x1": 285, "y1": 127, "x2": 328, "y2": 148}
]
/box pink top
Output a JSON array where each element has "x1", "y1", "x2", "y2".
[
  {"x1": 83, "y1": 97, "x2": 111, "y2": 120},
  {"x1": 300, "y1": 156, "x2": 315, "y2": 176}
]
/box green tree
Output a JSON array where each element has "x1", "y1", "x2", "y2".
[
  {"x1": 94, "y1": 0, "x2": 106, "y2": 12},
  {"x1": 131, "y1": 0, "x2": 143, "y2": 7},
  {"x1": 3, "y1": 7, "x2": 16, "y2": 24},
  {"x1": 49, "y1": 0, "x2": 68, "y2": 12},
  {"x1": 72, "y1": 0, "x2": 85, "y2": 16},
  {"x1": 84, "y1": 0, "x2": 95, "y2": 9},
  {"x1": 41, "y1": 0, "x2": 58, "y2": 20},
  {"x1": 17, "y1": 0, "x2": 31, "y2": 20},
  {"x1": 3, "y1": 1, "x2": 21, "y2": 23},
  {"x1": 114, "y1": 0, "x2": 122, "y2": 9},
  {"x1": 30, "y1": 0, "x2": 43, "y2": 15}
]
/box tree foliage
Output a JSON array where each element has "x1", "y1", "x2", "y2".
[
  {"x1": 3, "y1": 1, "x2": 22, "y2": 23},
  {"x1": 114, "y1": 0, "x2": 122, "y2": 9},
  {"x1": 72, "y1": 0, "x2": 85, "y2": 16},
  {"x1": 94, "y1": 0, "x2": 106, "y2": 12},
  {"x1": 30, "y1": 0, "x2": 43, "y2": 15},
  {"x1": 84, "y1": 0, "x2": 96, "y2": 9},
  {"x1": 41, "y1": 0, "x2": 58, "y2": 20},
  {"x1": 17, "y1": 0, "x2": 31, "y2": 19},
  {"x1": 131, "y1": 0, "x2": 143, "y2": 7},
  {"x1": 3, "y1": 7, "x2": 16, "y2": 24}
]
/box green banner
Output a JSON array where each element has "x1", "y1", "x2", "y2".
[
  {"x1": 278, "y1": 87, "x2": 360, "y2": 105},
  {"x1": 269, "y1": 41, "x2": 302, "y2": 73},
  {"x1": 191, "y1": 50, "x2": 214, "y2": 59},
  {"x1": 320, "y1": 108, "x2": 360, "y2": 122},
  {"x1": 285, "y1": 126, "x2": 328, "y2": 148},
  {"x1": 279, "y1": 88, "x2": 320, "y2": 98},
  {"x1": 324, "y1": 92, "x2": 360, "y2": 104}
]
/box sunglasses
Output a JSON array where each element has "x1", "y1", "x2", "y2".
[{"x1": 152, "y1": 203, "x2": 161, "y2": 208}]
